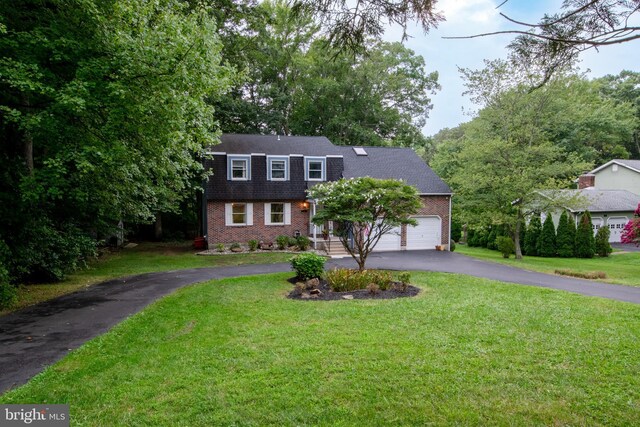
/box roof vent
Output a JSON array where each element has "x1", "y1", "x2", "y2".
[{"x1": 353, "y1": 147, "x2": 367, "y2": 156}]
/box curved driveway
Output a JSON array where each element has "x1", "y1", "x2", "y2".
[{"x1": 2, "y1": 251, "x2": 640, "y2": 394}]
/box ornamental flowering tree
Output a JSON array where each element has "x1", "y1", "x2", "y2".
[
  {"x1": 621, "y1": 203, "x2": 640, "y2": 246},
  {"x1": 307, "y1": 177, "x2": 422, "y2": 271}
]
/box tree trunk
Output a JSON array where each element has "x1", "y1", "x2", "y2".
[
  {"x1": 154, "y1": 213, "x2": 163, "y2": 241},
  {"x1": 514, "y1": 210, "x2": 523, "y2": 259},
  {"x1": 22, "y1": 96, "x2": 34, "y2": 174}
]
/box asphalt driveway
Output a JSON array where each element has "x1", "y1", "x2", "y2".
[{"x1": 2, "y1": 251, "x2": 640, "y2": 394}]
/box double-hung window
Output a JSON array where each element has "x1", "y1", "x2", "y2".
[
  {"x1": 267, "y1": 156, "x2": 289, "y2": 181},
  {"x1": 265, "y1": 202, "x2": 291, "y2": 225},
  {"x1": 225, "y1": 203, "x2": 253, "y2": 226},
  {"x1": 305, "y1": 157, "x2": 326, "y2": 181},
  {"x1": 227, "y1": 155, "x2": 251, "y2": 181}
]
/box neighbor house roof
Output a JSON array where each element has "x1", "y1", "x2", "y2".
[
  {"x1": 589, "y1": 159, "x2": 640, "y2": 175},
  {"x1": 542, "y1": 188, "x2": 640, "y2": 213},
  {"x1": 206, "y1": 134, "x2": 343, "y2": 157},
  {"x1": 337, "y1": 146, "x2": 452, "y2": 194}
]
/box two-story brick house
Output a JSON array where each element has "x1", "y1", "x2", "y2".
[{"x1": 204, "y1": 134, "x2": 452, "y2": 251}]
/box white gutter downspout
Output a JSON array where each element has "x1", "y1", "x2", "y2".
[
  {"x1": 448, "y1": 195, "x2": 452, "y2": 250},
  {"x1": 312, "y1": 200, "x2": 317, "y2": 250}
]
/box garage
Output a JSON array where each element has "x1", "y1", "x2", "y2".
[
  {"x1": 372, "y1": 226, "x2": 401, "y2": 251},
  {"x1": 406, "y1": 216, "x2": 441, "y2": 250},
  {"x1": 607, "y1": 217, "x2": 629, "y2": 243}
]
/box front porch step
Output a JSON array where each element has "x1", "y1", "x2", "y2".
[{"x1": 316, "y1": 237, "x2": 350, "y2": 257}]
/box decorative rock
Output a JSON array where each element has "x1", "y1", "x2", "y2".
[
  {"x1": 305, "y1": 278, "x2": 320, "y2": 289},
  {"x1": 124, "y1": 243, "x2": 138, "y2": 248},
  {"x1": 300, "y1": 293, "x2": 311, "y2": 299},
  {"x1": 310, "y1": 288, "x2": 322, "y2": 295},
  {"x1": 231, "y1": 246, "x2": 243, "y2": 253},
  {"x1": 342, "y1": 295, "x2": 354, "y2": 300}
]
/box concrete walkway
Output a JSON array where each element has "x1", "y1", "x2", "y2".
[{"x1": 2, "y1": 252, "x2": 640, "y2": 394}]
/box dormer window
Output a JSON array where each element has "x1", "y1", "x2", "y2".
[
  {"x1": 227, "y1": 155, "x2": 251, "y2": 181},
  {"x1": 267, "y1": 156, "x2": 289, "y2": 181},
  {"x1": 305, "y1": 157, "x2": 326, "y2": 181}
]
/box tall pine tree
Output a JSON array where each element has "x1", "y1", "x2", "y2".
[
  {"x1": 556, "y1": 211, "x2": 575, "y2": 257},
  {"x1": 538, "y1": 213, "x2": 557, "y2": 257},
  {"x1": 575, "y1": 211, "x2": 596, "y2": 258},
  {"x1": 524, "y1": 214, "x2": 542, "y2": 256}
]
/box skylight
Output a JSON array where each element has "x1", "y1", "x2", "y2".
[{"x1": 353, "y1": 147, "x2": 368, "y2": 156}]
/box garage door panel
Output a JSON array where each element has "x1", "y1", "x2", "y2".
[
  {"x1": 607, "y1": 217, "x2": 628, "y2": 243},
  {"x1": 372, "y1": 226, "x2": 401, "y2": 252},
  {"x1": 407, "y1": 217, "x2": 441, "y2": 250}
]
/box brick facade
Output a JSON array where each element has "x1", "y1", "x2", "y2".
[
  {"x1": 207, "y1": 200, "x2": 310, "y2": 245},
  {"x1": 400, "y1": 195, "x2": 451, "y2": 249}
]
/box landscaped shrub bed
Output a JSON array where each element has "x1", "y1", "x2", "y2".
[
  {"x1": 555, "y1": 269, "x2": 607, "y2": 280},
  {"x1": 288, "y1": 269, "x2": 419, "y2": 300}
]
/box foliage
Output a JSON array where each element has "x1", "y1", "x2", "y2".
[
  {"x1": 398, "y1": 272, "x2": 411, "y2": 285},
  {"x1": 276, "y1": 235, "x2": 290, "y2": 250},
  {"x1": 290, "y1": 253, "x2": 326, "y2": 280},
  {"x1": 595, "y1": 227, "x2": 613, "y2": 258},
  {"x1": 308, "y1": 177, "x2": 421, "y2": 271},
  {"x1": 449, "y1": 241, "x2": 456, "y2": 252},
  {"x1": 213, "y1": 1, "x2": 439, "y2": 148},
  {"x1": 216, "y1": 243, "x2": 225, "y2": 253},
  {"x1": 293, "y1": 0, "x2": 442, "y2": 52},
  {"x1": 555, "y1": 269, "x2": 607, "y2": 280},
  {"x1": 556, "y1": 211, "x2": 576, "y2": 258},
  {"x1": 496, "y1": 236, "x2": 515, "y2": 259},
  {"x1": 538, "y1": 214, "x2": 557, "y2": 258},
  {"x1": 487, "y1": 227, "x2": 499, "y2": 251},
  {"x1": 575, "y1": 211, "x2": 595, "y2": 259},
  {"x1": 248, "y1": 240, "x2": 259, "y2": 252},
  {"x1": 451, "y1": 219, "x2": 462, "y2": 242},
  {"x1": 229, "y1": 243, "x2": 241, "y2": 251},
  {"x1": 621, "y1": 203, "x2": 640, "y2": 246},
  {"x1": 325, "y1": 268, "x2": 393, "y2": 292},
  {"x1": 0, "y1": 261, "x2": 17, "y2": 309},
  {"x1": 295, "y1": 236, "x2": 311, "y2": 251},
  {"x1": 0, "y1": 0, "x2": 232, "y2": 284},
  {"x1": 366, "y1": 283, "x2": 380, "y2": 295},
  {"x1": 524, "y1": 215, "x2": 542, "y2": 257}
]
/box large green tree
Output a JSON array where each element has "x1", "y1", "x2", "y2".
[{"x1": 0, "y1": 0, "x2": 232, "y2": 281}]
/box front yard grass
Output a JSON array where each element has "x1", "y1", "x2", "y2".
[
  {"x1": 2, "y1": 272, "x2": 640, "y2": 425},
  {"x1": 456, "y1": 244, "x2": 640, "y2": 287},
  {"x1": 2, "y1": 242, "x2": 293, "y2": 315}
]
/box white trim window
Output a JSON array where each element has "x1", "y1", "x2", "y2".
[
  {"x1": 225, "y1": 203, "x2": 253, "y2": 226},
  {"x1": 267, "y1": 156, "x2": 289, "y2": 181},
  {"x1": 305, "y1": 157, "x2": 326, "y2": 181},
  {"x1": 264, "y1": 202, "x2": 291, "y2": 225},
  {"x1": 227, "y1": 155, "x2": 251, "y2": 181}
]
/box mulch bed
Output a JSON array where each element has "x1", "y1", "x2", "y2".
[{"x1": 286, "y1": 277, "x2": 420, "y2": 301}]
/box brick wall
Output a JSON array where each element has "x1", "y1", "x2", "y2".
[
  {"x1": 207, "y1": 200, "x2": 310, "y2": 245},
  {"x1": 400, "y1": 195, "x2": 451, "y2": 249}
]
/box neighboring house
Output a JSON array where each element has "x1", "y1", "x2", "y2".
[
  {"x1": 581, "y1": 159, "x2": 640, "y2": 196},
  {"x1": 540, "y1": 160, "x2": 640, "y2": 243},
  {"x1": 203, "y1": 134, "x2": 452, "y2": 251}
]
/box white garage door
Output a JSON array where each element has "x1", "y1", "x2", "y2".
[
  {"x1": 372, "y1": 226, "x2": 401, "y2": 252},
  {"x1": 607, "y1": 217, "x2": 629, "y2": 243},
  {"x1": 406, "y1": 217, "x2": 441, "y2": 250}
]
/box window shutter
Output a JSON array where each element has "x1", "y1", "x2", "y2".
[
  {"x1": 284, "y1": 203, "x2": 291, "y2": 225},
  {"x1": 246, "y1": 203, "x2": 253, "y2": 226},
  {"x1": 226, "y1": 158, "x2": 231, "y2": 180},
  {"x1": 264, "y1": 203, "x2": 271, "y2": 225},
  {"x1": 225, "y1": 203, "x2": 232, "y2": 225}
]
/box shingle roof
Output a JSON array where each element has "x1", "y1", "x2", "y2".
[
  {"x1": 337, "y1": 146, "x2": 452, "y2": 194},
  {"x1": 208, "y1": 134, "x2": 343, "y2": 156},
  {"x1": 547, "y1": 189, "x2": 640, "y2": 212}
]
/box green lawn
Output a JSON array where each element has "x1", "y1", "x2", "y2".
[
  {"x1": 456, "y1": 244, "x2": 640, "y2": 287},
  {"x1": 3, "y1": 242, "x2": 293, "y2": 315},
  {"x1": 3, "y1": 272, "x2": 640, "y2": 425}
]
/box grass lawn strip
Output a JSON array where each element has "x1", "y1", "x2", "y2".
[
  {"x1": 2, "y1": 272, "x2": 640, "y2": 425},
  {"x1": 2, "y1": 242, "x2": 294, "y2": 315},
  {"x1": 456, "y1": 245, "x2": 640, "y2": 287}
]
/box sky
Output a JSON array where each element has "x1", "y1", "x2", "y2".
[{"x1": 382, "y1": 0, "x2": 640, "y2": 136}]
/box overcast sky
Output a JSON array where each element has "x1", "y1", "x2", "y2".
[{"x1": 383, "y1": 0, "x2": 640, "y2": 136}]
